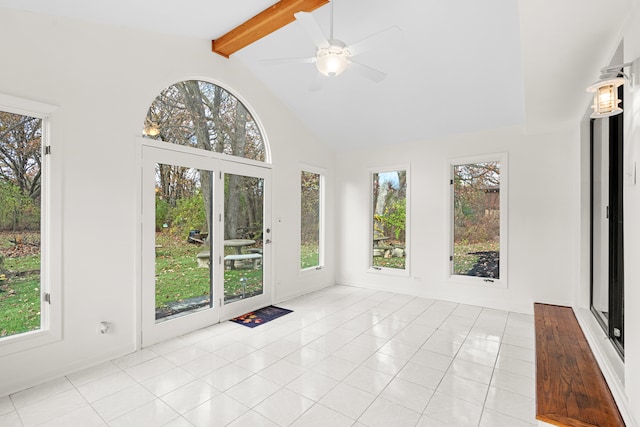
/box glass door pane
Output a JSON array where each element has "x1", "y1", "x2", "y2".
[
  {"x1": 592, "y1": 119, "x2": 609, "y2": 328},
  {"x1": 141, "y1": 146, "x2": 219, "y2": 346},
  {"x1": 154, "y1": 163, "x2": 213, "y2": 322},
  {"x1": 219, "y1": 163, "x2": 271, "y2": 321},
  {"x1": 223, "y1": 173, "x2": 264, "y2": 303}
]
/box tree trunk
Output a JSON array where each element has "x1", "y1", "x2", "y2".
[
  {"x1": 176, "y1": 81, "x2": 215, "y2": 237},
  {"x1": 225, "y1": 103, "x2": 249, "y2": 239}
]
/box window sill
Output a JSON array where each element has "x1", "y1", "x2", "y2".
[
  {"x1": 300, "y1": 266, "x2": 324, "y2": 274},
  {"x1": 448, "y1": 275, "x2": 507, "y2": 289},
  {"x1": 369, "y1": 266, "x2": 410, "y2": 277}
]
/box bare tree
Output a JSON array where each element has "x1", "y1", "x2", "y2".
[
  {"x1": 0, "y1": 112, "x2": 42, "y2": 200},
  {"x1": 145, "y1": 80, "x2": 265, "y2": 240}
]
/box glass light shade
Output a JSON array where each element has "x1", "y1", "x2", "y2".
[
  {"x1": 587, "y1": 76, "x2": 624, "y2": 118},
  {"x1": 143, "y1": 123, "x2": 160, "y2": 137},
  {"x1": 316, "y1": 45, "x2": 349, "y2": 77}
]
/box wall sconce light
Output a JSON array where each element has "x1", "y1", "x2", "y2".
[
  {"x1": 587, "y1": 59, "x2": 637, "y2": 118},
  {"x1": 143, "y1": 121, "x2": 160, "y2": 137}
]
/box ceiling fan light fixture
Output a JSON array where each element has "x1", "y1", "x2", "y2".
[{"x1": 316, "y1": 43, "x2": 349, "y2": 77}]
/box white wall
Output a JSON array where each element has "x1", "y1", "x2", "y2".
[
  {"x1": 336, "y1": 126, "x2": 580, "y2": 314},
  {"x1": 0, "y1": 8, "x2": 335, "y2": 396},
  {"x1": 622, "y1": 5, "x2": 640, "y2": 424}
]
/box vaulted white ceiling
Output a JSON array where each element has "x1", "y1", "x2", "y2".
[{"x1": 0, "y1": 0, "x2": 636, "y2": 150}]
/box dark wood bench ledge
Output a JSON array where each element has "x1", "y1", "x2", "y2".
[{"x1": 534, "y1": 303, "x2": 625, "y2": 426}]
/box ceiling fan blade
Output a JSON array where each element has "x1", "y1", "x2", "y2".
[
  {"x1": 349, "y1": 60, "x2": 387, "y2": 83},
  {"x1": 310, "y1": 73, "x2": 326, "y2": 92},
  {"x1": 294, "y1": 12, "x2": 330, "y2": 49},
  {"x1": 346, "y1": 26, "x2": 402, "y2": 57},
  {"x1": 262, "y1": 57, "x2": 316, "y2": 65}
]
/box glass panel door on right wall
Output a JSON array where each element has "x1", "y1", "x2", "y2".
[{"x1": 590, "y1": 101, "x2": 624, "y2": 357}]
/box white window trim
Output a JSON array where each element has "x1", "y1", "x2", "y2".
[
  {"x1": 447, "y1": 153, "x2": 508, "y2": 288},
  {"x1": 299, "y1": 164, "x2": 325, "y2": 273},
  {"x1": 0, "y1": 94, "x2": 62, "y2": 356},
  {"x1": 368, "y1": 165, "x2": 411, "y2": 277}
]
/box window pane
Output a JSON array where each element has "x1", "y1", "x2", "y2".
[
  {"x1": 143, "y1": 80, "x2": 266, "y2": 162},
  {"x1": 0, "y1": 111, "x2": 42, "y2": 337},
  {"x1": 301, "y1": 171, "x2": 321, "y2": 269},
  {"x1": 453, "y1": 161, "x2": 500, "y2": 279},
  {"x1": 372, "y1": 170, "x2": 407, "y2": 270}
]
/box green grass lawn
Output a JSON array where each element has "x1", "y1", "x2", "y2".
[
  {"x1": 373, "y1": 255, "x2": 406, "y2": 269},
  {"x1": 300, "y1": 244, "x2": 319, "y2": 269},
  {"x1": 0, "y1": 233, "x2": 41, "y2": 337},
  {"x1": 0, "y1": 274, "x2": 40, "y2": 337},
  {"x1": 155, "y1": 233, "x2": 263, "y2": 310},
  {"x1": 372, "y1": 243, "x2": 406, "y2": 270},
  {"x1": 453, "y1": 240, "x2": 499, "y2": 275}
]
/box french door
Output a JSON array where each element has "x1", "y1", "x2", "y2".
[{"x1": 141, "y1": 145, "x2": 271, "y2": 346}]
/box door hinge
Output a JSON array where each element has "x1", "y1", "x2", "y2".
[
  {"x1": 219, "y1": 255, "x2": 222, "y2": 264},
  {"x1": 44, "y1": 146, "x2": 51, "y2": 155},
  {"x1": 606, "y1": 206, "x2": 609, "y2": 219},
  {"x1": 450, "y1": 179, "x2": 453, "y2": 185},
  {"x1": 449, "y1": 255, "x2": 453, "y2": 261},
  {"x1": 219, "y1": 213, "x2": 222, "y2": 222},
  {"x1": 43, "y1": 293, "x2": 51, "y2": 304},
  {"x1": 219, "y1": 298, "x2": 222, "y2": 307},
  {"x1": 219, "y1": 172, "x2": 222, "y2": 179}
]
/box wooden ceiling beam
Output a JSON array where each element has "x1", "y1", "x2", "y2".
[{"x1": 212, "y1": 0, "x2": 328, "y2": 58}]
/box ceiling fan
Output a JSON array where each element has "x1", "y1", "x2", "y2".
[{"x1": 271, "y1": 1, "x2": 400, "y2": 89}]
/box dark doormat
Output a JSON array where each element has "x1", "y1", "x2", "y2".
[{"x1": 230, "y1": 305, "x2": 293, "y2": 328}]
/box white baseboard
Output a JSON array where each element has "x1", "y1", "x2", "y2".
[{"x1": 0, "y1": 344, "x2": 135, "y2": 397}]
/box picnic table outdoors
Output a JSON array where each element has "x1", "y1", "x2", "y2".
[
  {"x1": 373, "y1": 236, "x2": 389, "y2": 247},
  {"x1": 195, "y1": 239, "x2": 260, "y2": 269},
  {"x1": 224, "y1": 239, "x2": 256, "y2": 254}
]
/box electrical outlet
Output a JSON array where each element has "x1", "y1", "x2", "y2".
[{"x1": 98, "y1": 321, "x2": 111, "y2": 335}]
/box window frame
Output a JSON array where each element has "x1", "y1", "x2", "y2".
[
  {"x1": 299, "y1": 165, "x2": 325, "y2": 273},
  {"x1": 0, "y1": 94, "x2": 61, "y2": 356},
  {"x1": 368, "y1": 165, "x2": 410, "y2": 277},
  {"x1": 447, "y1": 153, "x2": 508, "y2": 288}
]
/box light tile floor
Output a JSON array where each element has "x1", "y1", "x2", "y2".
[{"x1": 0, "y1": 285, "x2": 537, "y2": 426}]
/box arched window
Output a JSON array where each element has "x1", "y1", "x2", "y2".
[{"x1": 143, "y1": 80, "x2": 267, "y2": 162}]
